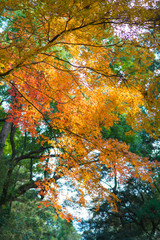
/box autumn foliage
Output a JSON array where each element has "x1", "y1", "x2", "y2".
[{"x1": 0, "y1": 0, "x2": 159, "y2": 220}]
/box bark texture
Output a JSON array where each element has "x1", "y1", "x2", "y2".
[{"x1": 0, "y1": 121, "x2": 12, "y2": 158}]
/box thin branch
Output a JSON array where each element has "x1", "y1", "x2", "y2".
[
  {"x1": 10, "y1": 123, "x2": 16, "y2": 160},
  {"x1": 21, "y1": 131, "x2": 27, "y2": 156},
  {"x1": 54, "y1": 41, "x2": 125, "y2": 48},
  {"x1": 14, "y1": 147, "x2": 54, "y2": 165},
  {"x1": 42, "y1": 53, "x2": 118, "y2": 79}
]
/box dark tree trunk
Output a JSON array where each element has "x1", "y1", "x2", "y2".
[{"x1": 0, "y1": 121, "x2": 12, "y2": 158}]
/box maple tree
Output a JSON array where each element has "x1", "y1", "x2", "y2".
[{"x1": 0, "y1": 0, "x2": 159, "y2": 220}]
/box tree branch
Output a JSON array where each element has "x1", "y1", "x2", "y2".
[
  {"x1": 14, "y1": 146, "x2": 54, "y2": 165},
  {"x1": 10, "y1": 123, "x2": 16, "y2": 159}
]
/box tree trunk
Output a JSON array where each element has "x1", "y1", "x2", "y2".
[{"x1": 0, "y1": 121, "x2": 12, "y2": 158}]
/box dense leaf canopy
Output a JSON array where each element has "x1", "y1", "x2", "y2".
[{"x1": 0, "y1": 0, "x2": 159, "y2": 220}]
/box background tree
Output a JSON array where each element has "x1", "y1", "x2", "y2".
[
  {"x1": 80, "y1": 118, "x2": 160, "y2": 240},
  {"x1": 0, "y1": 191, "x2": 80, "y2": 240}
]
